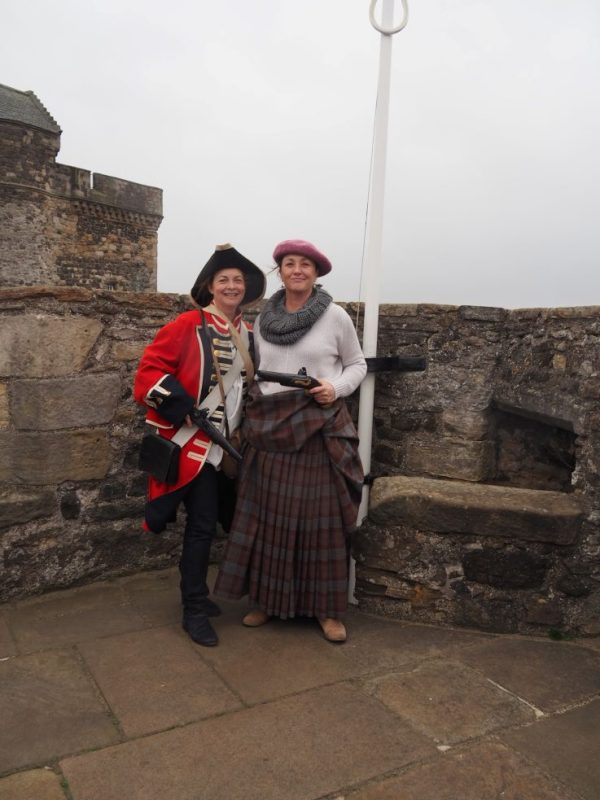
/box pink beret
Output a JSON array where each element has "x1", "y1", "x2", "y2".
[{"x1": 272, "y1": 239, "x2": 332, "y2": 276}]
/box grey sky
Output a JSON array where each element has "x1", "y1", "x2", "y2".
[{"x1": 3, "y1": 1, "x2": 599, "y2": 308}]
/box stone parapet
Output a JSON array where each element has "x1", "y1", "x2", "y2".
[{"x1": 1, "y1": 289, "x2": 599, "y2": 638}]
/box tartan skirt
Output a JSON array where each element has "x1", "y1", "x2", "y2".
[{"x1": 214, "y1": 386, "x2": 363, "y2": 619}]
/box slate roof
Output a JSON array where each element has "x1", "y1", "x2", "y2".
[{"x1": 0, "y1": 83, "x2": 61, "y2": 133}]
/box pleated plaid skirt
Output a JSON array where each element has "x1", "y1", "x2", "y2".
[{"x1": 215, "y1": 385, "x2": 363, "y2": 619}]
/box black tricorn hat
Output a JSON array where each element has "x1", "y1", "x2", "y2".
[{"x1": 191, "y1": 244, "x2": 266, "y2": 308}]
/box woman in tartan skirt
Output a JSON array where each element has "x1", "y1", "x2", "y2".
[{"x1": 215, "y1": 240, "x2": 366, "y2": 642}]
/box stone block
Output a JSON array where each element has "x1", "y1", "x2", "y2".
[
  {"x1": 369, "y1": 476, "x2": 584, "y2": 544},
  {"x1": 0, "y1": 381, "x2": 8, "y2": 428},
  {"x1": 457, "y1": 638, "x2": 600, "y2": 712},
  {"x1": 7, "y1": 581, "x2": 147, "y2": 652},
  {"x1": 0, "y1": 769, "x2": 67, "y2": 800},
  {"x1": 60, "y1": 684, "x2": 435, "y2": 800},
  {"x1": 0, "y1": 649, "x2": 120, "y2": 773},
  {"x1": 198, "y1": 613, "x2": 362, "y2": 705},
  {"x1": 501, "y1": 699, "x2": 600, "y2": 800},
  {"x1": 441, "y1": 408, "x2": 490, "y2": 440},
  {"x1": 0, "y1": 314, "x2": 102, "y2": 377},
  {"x1": 369, "y1": 660, "x2": 535, "y2": 745},
  {"x1": 347, "y1": 741, "x2": 571, "y2": 800},
  {"x1": 0, "y1": 429, "x2": 111, "y2": 483},
  {"x1": 406, "y1": 435, "x2": 495, "y2": 481},
  {"x1": 462, "y1": 548, "x2": 548, "y2": 589},
  {"x1": 0, "y1": 487, "x2": 56, "y2": 528},
  {"x1": 11, "y1": 373, "x2": 120, "y2": 430},
  {"x1": 111, "y1": 340, "x2": 146, "y2": 362},
  {"x1": 79, "y1": 627, "x2": 241, "y2": 737},
  {"x1": 0, "y1": 614, "x2": 17, "y2": 659}
]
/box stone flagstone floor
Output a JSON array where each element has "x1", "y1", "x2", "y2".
[{"x1": 0, "y1": 567, "x2": 599, "y2": 800}]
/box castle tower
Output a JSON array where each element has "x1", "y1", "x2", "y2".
[{"x1": 0, "y1": 83, "x2": 162, "y2": 291}]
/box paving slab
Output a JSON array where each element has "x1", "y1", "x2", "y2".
[
  {"x1": 0, "y1": 649, "x2": 120, "y2": 774},
  {"x1": 118, "y1": 568, "x2": 181, "y2": 626},
  {"x1": 340, "y1": 613, "x2": 493, "y2": 673},
  {"x1": 455, "y1": 637, "x2": 600, "y2": 712},
  {"x1": 500, "y1": 698, "x2": 600, "y2": 800},
  {"x1": 366, "y1": 660, "x2": 535, "y2": 745},
  {"x1": 78, "y1": 625, "x2": 243, "y2": 737},
  {"x1": 575, "y1": 636, "x2": 600, "y2": 653},
  {"x1": 60, "y1": 682, "x2": 436, "y2": 800},
  {"x1": 198, "y1": 612, "x2": 360, "y2": 704},
  {"x1": 0, "y1": 612, "x2": 16, "y2": 659},
  {"x1": 343, "y1": 741, "x2": 575, "y2": 800},
  {"x1": 7, "y1": 582, "x2": 147, "y2": 653},
  {"x1": 120, "y1": 566, "x2": 244, "y2": 626},
  {"x1": 0, "y1": 768, "x2": 67, "y2": 800}
]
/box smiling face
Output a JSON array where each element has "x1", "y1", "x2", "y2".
[
  {"x1": 208, "y1": 267, "x2": 246, "y2": 318},
  {"x1": 279, "y1": 254, "x2": 318, "y2": 300}
]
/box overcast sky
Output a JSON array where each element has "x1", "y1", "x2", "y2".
[{"x1": 3, "y1": 1, "x2": 599, "y2": 308}]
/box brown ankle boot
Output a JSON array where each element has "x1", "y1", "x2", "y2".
[
  {"x1": 242, "y1": 609, "x2": 270, "y2": 627},
  {"x1": 318, "y1": 618, "x2": 347, "y2": 643}
]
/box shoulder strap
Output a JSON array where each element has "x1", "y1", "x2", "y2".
[{"x1": 203, "y1": 304, "x2": 254, "y2": 382}]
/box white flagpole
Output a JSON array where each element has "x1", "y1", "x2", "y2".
[{"x1": 349, "y1": 0, "x2": 408, "y2": 602}]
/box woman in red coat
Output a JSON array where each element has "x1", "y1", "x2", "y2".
[{"x1": 134, "y1": 244, "x2": 265, "y2": 646}]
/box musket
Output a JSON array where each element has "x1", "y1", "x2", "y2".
[
  {"x1": 256, "y1": 368, "x2": 321, "y2": 390},
  {"x1": 188, "y1": 407, "x2": 242, "y2": 462}
]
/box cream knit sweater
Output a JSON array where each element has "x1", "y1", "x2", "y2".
[{"x1": 255, "y1": 303, "x2": 367, "y2": 399}]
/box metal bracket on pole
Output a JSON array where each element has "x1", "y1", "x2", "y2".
[{"x1": 366, "y1": 355, "x2": 426, "y2": 373}]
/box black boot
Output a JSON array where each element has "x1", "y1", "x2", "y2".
[
  {"x1": 198, "y1": 598, "x2": 222, "y2": 617},
  {"x1": 182, "y1": 611, "x2": 218, "y2": 647}
]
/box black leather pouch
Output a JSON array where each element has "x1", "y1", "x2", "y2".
[{"x1": 139, "y1": 432, "x2": 180, "y2": 484}]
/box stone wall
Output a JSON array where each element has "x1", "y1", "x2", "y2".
[
  {"x1": 1, "y1": 291, "x2": 598, "y2": 637},
  {"x1": 354, "y1": 304, "x2": 600, "y2": 636},
  {"x1": 0, "y1": 120, "x2": 162, "y2": 291},
  {"x1": 0, "y1": 287, "x2": 189, "y2": 600}
]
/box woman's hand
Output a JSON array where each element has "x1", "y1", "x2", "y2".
[{"x1": 309, "y1": 380, "x2": 336, "y2": 406}]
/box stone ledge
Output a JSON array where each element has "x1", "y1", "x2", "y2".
[{"x1": 369, "y1": 476, "x2": 584, "y2": 545}]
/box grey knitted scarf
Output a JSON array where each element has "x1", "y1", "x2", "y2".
[{"x1": 259, "y1": 286, "x2": 333, "y2": 345}]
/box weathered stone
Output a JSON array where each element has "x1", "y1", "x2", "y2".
[
  {"x1": 60, "y1": 684, "x2": 435, "y2": 800},
  {"x1": 85, "y1": 498, "x2": 145, "y2": 522},
  {"x1": 99, "y1": 481, "x2": 127, "y2": 500},
  {"x1": 0, "y1": 769, "x2": 67, "y2": 800},
  {"x1": 462, "y1": 548, "x2": 548, "y2": 589},
  {"x1": 457, "y1": 638, "x2": 600, "y2": 712},
  {"x1": 0, "y1": 315, "x2": 102, "y2": 377},
  {"x1": 0, "y1": 430, "x2": 111, "y2": 483},
  {"x1": 12, "y1": 373, "x2": 120, "y2": 430},
  {"x1": 500, "y1": 699, "x2": 600, "y2": 800},
  {"x1": 0, "y1": 487, "x2": 56, "y2": 528},
  {"x1": 459, "y1": 305, "x2": 507, "y2": 322},
  {"x1": 347, "y1": 741, "x2": 573, "y2": 800},
  {"x1": 369, "y1": 660, "x2": 534, "y2": 745},
  {"x1": 369, "y1": 476, "x2": 584, "y2": 545},
  {"x1": 557, "y1": 572, "x2": 593, "y2": 597},
  {"x1": 0, "y1": 287, "x2": 94, "y2": 303},
  {"x1": 0, "y1": 649, "x2": 120, "y2": 772},
  {"x1": 406, "y1": 435, "x2": 495, "y2": 482},
  {"x1": 0, "y1": 381, "x2": 8, "y2": 428},
  {"x1": 111, "y1": 340, "x2": 146, "y2": 362},
  {"x1": 441, "y1": 408, "x2": 490, "y2": 440},
  {"x1": 526, "y1": 598, "x2": 564, "y2": 626},
  {"x1": 79, "y1": 626, "x2": 242, "y2": 738},
  {"x1": 60, "y1": 490, "x2": 81, "y2": 520}
]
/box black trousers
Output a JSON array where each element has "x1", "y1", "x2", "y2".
[{"x1": 179, "y1": 464, "x2": 219, "y2": 613}]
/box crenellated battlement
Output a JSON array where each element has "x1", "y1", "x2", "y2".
[{"x1": 0, "y1": 84, "x2": 162, "y2": 291}]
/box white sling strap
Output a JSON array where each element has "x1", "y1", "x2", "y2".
[{"x1": 171, "y1": 322, "x2": 250, "y2": 449}]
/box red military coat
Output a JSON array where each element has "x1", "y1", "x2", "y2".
[{"x1": 134, "y1": 306, "x2": 252, "y2": 531}]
